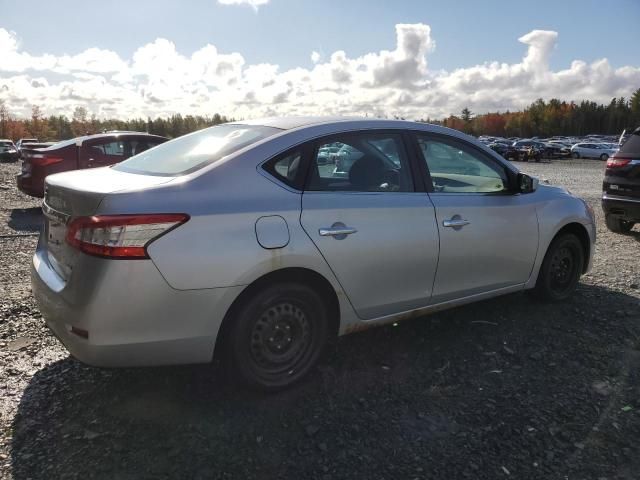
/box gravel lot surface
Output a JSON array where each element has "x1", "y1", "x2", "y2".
[{"x1": 1, "y1": 159, "x2": 639, "y2": 480}]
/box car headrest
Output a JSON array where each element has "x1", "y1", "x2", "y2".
[{"x1": 349, "y1": 155, "x2": 385, "y2": 189}]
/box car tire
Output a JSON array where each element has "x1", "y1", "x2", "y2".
[
  {"x1": 605, "y1": 214, "x2": 634, "y2": 234},
  {"x1": 572, "y1": 152, "x2": 580, "y2": 159},
  {"x1": 600, "y1": 153, "x2": 609, "y2": 161},
  {"x1": 534, "y1": 233, "x2": 584, "y2": 302},
  {"x1": 223, "y1": 282, "x2": 329, "y2": 391}
]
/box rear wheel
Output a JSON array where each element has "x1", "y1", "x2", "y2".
[
  {"x1": 605, "y1": 214, "x2": 634, "y2": 234},
  {"x1": 600, "y1": 153, "x2": 609, "y2": 161},
  {"x1": 534, "y1": 234, "x2": 584, "y2": 301},
  {"x1": 224, "y1": 283, "x2": 329, "y2": 391},
  {"x1": 572, "y1": 151, "x2": 580, "y2": 159}
]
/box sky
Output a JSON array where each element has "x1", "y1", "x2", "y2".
[{"x1": 0, "y1": 0, "x2": 639, "y2": 120}]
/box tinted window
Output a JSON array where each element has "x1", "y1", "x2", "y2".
[
  {"x1": 93, "y1": 140, "x2": 125, "y2": 156},
  {"x1": 417, "y1": 135, "x2": 508, "y2": 194},
  {"x1": 619, "y1": 131, "x2": 640, "y2": 156},
  {"x1": 306, "y1": 133, "x2": 412, "y2": 192},
  {"x1": 129, "y1": 138, "x2": 165, "y2": 156},
  {"x1": 113, "y1": 124, "x2": 280, "y2": 176},
  {"x1": 263, "y1": 149, "x2": 304, "y2": 189}
]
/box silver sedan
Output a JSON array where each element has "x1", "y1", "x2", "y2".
[{"x1": 32, "y1": 117, "x2": 596, "y2": 390}]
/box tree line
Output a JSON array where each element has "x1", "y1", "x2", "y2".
[
  {"x1": 421, "y1": 88, "x2": 640, "y2": 138},
  {"x1": 1, "y1": 88, "x2": 639, "y2": 142},
  {"x1": 0, "y1": 104, "x2": 233, "y2": 141}
]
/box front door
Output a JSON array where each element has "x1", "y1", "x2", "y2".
[
  {"x1": 414, "y1": 133, "x2": 539, "y2": 303},
  {"x1": 300, "y1": 131, "x2": 440, "y2": 319}
]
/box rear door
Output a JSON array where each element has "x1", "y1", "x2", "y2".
[
  {"x1": 300, "y1": 131, "x2": 440, "y2": 320},
  {"x1": 413, "y1": 132, "x2": 539, "y2": 303}
]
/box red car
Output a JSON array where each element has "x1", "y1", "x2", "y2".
[{"x1": 17, "y1": 132, "x2": 167, "y2": 197}]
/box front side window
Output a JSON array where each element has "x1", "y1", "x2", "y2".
[
  {"x1": 113, "y1": 124, "x2": 280, "y2": 176},
  {"x1": 417, "y1": 135, "x2": 509, "y2": 194},
  {"x1": 306, "y1": 133, "x2": 412, "y2": 192}
]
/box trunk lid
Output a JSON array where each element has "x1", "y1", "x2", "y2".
[{"x1": 42, "y1": 167, "x2": 175, "y2": 281}]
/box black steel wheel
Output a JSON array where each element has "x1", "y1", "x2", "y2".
[
  {"x1": 534, "y1": 233, "x2": 584, "y2": 301},
  {"x1": 224, "y1": 283, "x2": 329, "y2": 390}
]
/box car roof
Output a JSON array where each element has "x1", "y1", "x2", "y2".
[
  {"x1": 230, "y1": 116, "x2": 365, "y2": 130},
  {"x1": 72, "y1": 131, "x2": 166, "y2": 147}
]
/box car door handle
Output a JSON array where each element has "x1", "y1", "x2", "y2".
[
  {"x1": 319, "y1": 226, "x2": 358, "y2": 237},
  {"x1": 443, "y1": 218, "x2": 470, "y2": 228}
]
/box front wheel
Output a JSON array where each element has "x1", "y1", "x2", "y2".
[
  {"x1": 223, "y1": 283, "x2": 330, "y2": 391},
  {"x1": 534, "y1": 234, "x2": 584, "y2": 301},
  {"x1": 600, "y1": 153, "x2": 609, "y2": 161},
  {"x1": 572, "y1": 152, "x2": 580, "y2": 159},
  {"x1": 605, "y1": 214, "x2": 634, "y2": 234}
]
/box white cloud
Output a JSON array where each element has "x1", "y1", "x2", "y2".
[
  {"x1": 0, "y1": 24, "x2": 639, "y2": 120},
  {"x1": 217, "y1": 0, "x2": 269, "y2": 11}
]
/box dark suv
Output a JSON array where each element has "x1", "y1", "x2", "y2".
[
  {"x1": 17, "y1": 132, "x2": 167, "y2": 197},
  {"x1": 602, "y1": 127, "x2": 640, "y2": 233}
]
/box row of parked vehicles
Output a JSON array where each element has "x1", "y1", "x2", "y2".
[
  {"x1": 0, "y1": 138, "x2": 58, "y2": 162},
  {"x1": 479, "y1": 135, "x2": 620, "y2": 162}
]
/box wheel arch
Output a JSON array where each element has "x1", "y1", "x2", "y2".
[
  {"x1": 550, "y1": 222, "x2": 591, "y2": 274},
  {"x1": 213, "y1": 267, "x2": 341, "y2": 360}
]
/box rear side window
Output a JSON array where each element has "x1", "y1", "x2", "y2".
[
  {"x1": 93, "y1": 141, "x2": 125, "y2": 157},
  {"x1": 619, "y1": 130, "x2": 640, "y2": 156},
  {"x1": 262, "y1": 149, "x2": 304, "y2": 189},
  {"x1": 113, "y1": 124, "x2": 280, "y2": 176}
]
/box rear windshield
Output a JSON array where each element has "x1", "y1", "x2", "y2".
[
  {"x1": 113, "y1": 124, "x2": 281, "y2": 176},
  {"x1": 619, "y1": 130, "x2": 640, "y2": 156}
]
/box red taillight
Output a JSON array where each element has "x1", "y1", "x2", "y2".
[
  {"x1": 31, "y1": 154, "x2": 64, "y2": 167},
  {"x1": 66, "y1": 214, "x2": 189, "y2": 259},
  {"x1": 606, "y1": 156, "x2": 632, "y2": 168}
]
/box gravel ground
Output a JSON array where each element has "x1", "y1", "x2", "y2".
[{"x1": 1, "y1": 159, "x2": 639, "y2": 480}]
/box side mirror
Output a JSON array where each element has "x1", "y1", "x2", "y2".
[{"x1": 518, "y1": 173, "x2": 539, "y2": 193}]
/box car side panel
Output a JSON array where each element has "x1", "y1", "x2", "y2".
[{"x1": 524, "y1": 185, "x2": 596, "y2": 288}]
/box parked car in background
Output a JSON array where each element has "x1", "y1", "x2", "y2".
[
  {"x1": 543, "y1": 142, "x2": 571, "y2": 158},
  {"x1": 15, "y1": 138, "x2": 38, "y2": 151},
  {"x1": 512, "y1": 140, "x2": 544, "y2": 161},
  {"x1": 17, "y1": 132, "x2": 167, "y2": 197},
  {"x1": 488, "y1": 142, "x2": 518, "y2": 161},
  {"x1": 602, "y1": 127, "x2": 640, "y2": 233},
  {"x1": 0, "y1": 139, "x2": 19, "y2": 162},
  {"x1": 571, "y1": 143, "x2": 617, "y2": 161},
  {"x1": 32, "y1": 117, "x2": 595, "y2": 391},
  {"x1": 19, "y1": 142, "x2": 57, "y2": 158}
]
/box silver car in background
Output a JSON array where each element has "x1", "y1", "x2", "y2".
[
  {"x1": 32, "y1": 117, "x2": 596, "y2": 390},
  {"x1": 571, "y1": 142, "x2": 618, "y2": 160}
]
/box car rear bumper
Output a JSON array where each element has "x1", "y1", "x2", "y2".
[
  {"x1": 602, "y1": 193, "x2": 640, "y2": 223},
  {"x1": 31, "y1": 239, "x2": 244, "y2": 367},
  {"x1": 16, "y1": 173, "x2": 44, "y2": 197}
]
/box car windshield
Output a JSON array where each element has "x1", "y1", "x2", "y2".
[{"x1": 113, "y1": 124, "x2": 281, "y2": 176}]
